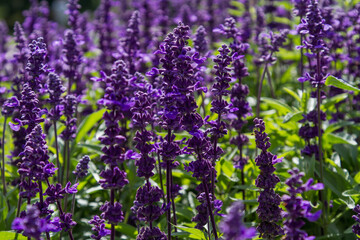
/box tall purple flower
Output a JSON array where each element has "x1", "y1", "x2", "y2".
[
  {"x1": 97, "y1": 60, "x2": 131, "y2": 240},
  {"x1": 26, "y1": 37, "x2": 48, "y2": 92},
  {"x1": 47, "y1": 72, "x2": 65, "y2": 121},
  {"x1": 219, "y1": 201, "x2": 256, "y2": 240},
  {"x1": 283, "y1": 168, "x2": 324, "y2": 240},
  {"x1": 352, "y1": 205, "x2": 360, "y2": 238},
  {"x1": 12, "y1": 205, "x2": 60, "y2": 239},
  {"x1": 63, "y1": 29, "x2": 82, "y2": 94},
  {"x1": 95, "y1": 0, "x2": 117, "y2": 74},
  {"x1": 122, "y1": 10, "x2": 141, "y2": 74},
  {"x1": 89, "y1": 215, "x2": 111, "y2": 240},
  {"x1": 254, "y1": 118, "x2": 284, "y2": 238},
  {"x1": 18, "y1": 84, "x2": 44, "y2": 133},
  {"x1": 66, "y1": 0, "x2": 81, "y2": 33},
  {"x1": 60, "y1": 95, "x2": 77, "y2": 141}
]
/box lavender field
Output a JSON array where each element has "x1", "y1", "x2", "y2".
[{"x1": 1, "y1": 0, "x2": 360, "y2": 239}]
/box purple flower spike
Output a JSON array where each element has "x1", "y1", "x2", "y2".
[
  {"x1": 254, "y1": 118, "x2": 284, "y2": 239},
  {"x1": 137, "y1": 227, "x2": 167, "y2": 240},
  {"x1": 353, "y1": 205, "x2": 360, "y2": 238},
  {"x1": 99, "y1": 167, "x2": 129, "y2": 189},
  {"x1": 12, "y1": 205, "x2": 58, "y2": 239},
  {"x1": 283, "y1": 168, "x2": 324, "y2": 240},
  {"x1": 65, "y1": 182, "x2": 79, "y2": 194},
  {"x1": 89, "y1": 215, "x2": 111, "y2": 240},
  {"x1": 2, "y1": 96, "x2": 20, "y2": 117},
  {"x1": 219, "y1": 201, "x2": 257, "y2": 240},
  {"x1": 73, "y1": 155, "x2": 90, "y2": 179},
  {"x1": 100, "y1": 201, "x2": 124, "y2": 224}
]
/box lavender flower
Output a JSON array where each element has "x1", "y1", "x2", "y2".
[
  {"x1": 219, "y1": 201, "x2": 256, "y2": 240},
  {"x1": 12, "y1": 205, "x2": 58, "y2": 239},
  {"x1": 13, "y1": 22, "x2": 28, "y2": 77},
  {"x1": 89, "y1": 215, "x2": 111, "y2": 240},
  {"x1": 95, "y1": 0, "x2": 117, "y2": 73},
  {"x1": 26, "y1": 37, "x2": 48, "y2": 92},
  {"x1": 73, "y1": 155, "x2": 90, "y2": 179},
  {"x1": 122, "y1": 11, "x2": 141, "y2": 74},
  {"x1": 18, "y1": 124, "x2": 52, "y2": 183},
  {"x1": 254, "y1": 118, "x2": 284, "y2": 238},
  {"x1": 47, "y1": 72, "x2": 65, "y2": 121},
  {"x1": 283, "y1": 168, "x2": 324, "y2": 240},
  {"x1": 137, "y1": 227, "x2": 167, "y2": 240},
  {"x1": 63, "y1": 29, "x2": 82, "y2": 94},
  {"x1": 66, "y1": 0, "x2": 81, "y2": 32},
  {"x1": 353, "y1": 205, "x2": 360, "y2": 238},
  {"x1": 60, "y1": 95, "x2": 77, "y2": 141},
  {"x1": 2, "y1": 97, "x2": 20, "y2": 117}
]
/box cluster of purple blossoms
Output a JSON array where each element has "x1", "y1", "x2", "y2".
[
  {"x1": 352, "y1": 205, "x2": 360, "y2": 238},
  {"x1": 216, "y1": 18, "x2": 252, "y2": 171},
  {"x1": 297, "y1": 0, "x2": 330, "y2": 88},
  {"x1": 130, "y1": 70, "x2": 166, "y2": 239},
  {"x1": 253, "y1": 118, "x2": 284, "y2": 238},
  {"x1": 122, "y1": 11, "x2": 141, "y2": 74},
  {"x1": 298, "y1": 110, "x2": 326, "y2": 159},
  {"x1": 93, "y1": 60, "x2": 132, "y2": 239},
  {"x1": 151, "y1": 21, "x2": 206, "y2": 237},
  {"x1": 12, "y1": 205, "x2": 61, "y2": 239},
  {"x1": 283, "y1": 168, "x2": 324, "y2": 239},
  {"x1": 26, "y1": 37, "x2": 48, "y2": 93},
  {"x1": 219, "y1": 201, "x2": 256, "y2": 240}
]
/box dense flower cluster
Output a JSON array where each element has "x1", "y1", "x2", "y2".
[
  {"x1": 219, "y1": 201, "x2": 256, "y2": 240},
  {"x1": 254, "y1": 118, "x2": 284, "y2": 238},
  {"x1": 283, "y1": 168, "x2": 324, "y2": 239},
  {"x1": 1, "y1": 0, "x2": 359, "y2": 239}
]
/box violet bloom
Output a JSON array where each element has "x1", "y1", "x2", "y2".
[
  {"x1": 73, "y1": 155, "x2": 90, "y2": 179},
  {"x1": 297, "y1": 0, "x2": 330, "y2": 88},
  {"x1": 60, "y1": 94, "x2": 77, "y2": 141},
  {"x1": 18, "y1": 124, "x2": 53, "y2": 182},
  {"x1": 16, "y1": 84, "x2": 44, "y2": 133},
  {"x1": 137, "y1": 227, "x2": 167, "y2": 240},
  {"x1": 63, "y1": 29, "x2": 82, "y2": 94},
  {"x1": 219, "y1": 201, "x2": 256, "y2": 240},
  {"x1": 2, "y1": 96, "x2": 20, "y2": 117},
  {"x1": 12, "y1": 205, "x2": 57, "y2": 239},
  {"x1": 131, "y1": 181, "x2": 165, "y2": 223},
  {"x1": 89, "y1": 215, "x2": 111, "y2": 240},
  {"x1": 283, "y1": 168, "x2": 324, "y2": 240},
  {"x1": 95, "y1": 0, "x2": 117, "y2": 73},
  {"x1": 298, "y1": 110, "x2": 326, "y2": 160},
  {"x1": 353, "y1": 205, "x2": 360, "y2": 238},
  {"x1": 13, "y1": 22, "x2": 29, "y2": 77},
  {"x1": 26, "y1": 37, "x2": 48, "y2": 92},
  {"x1": 122, "y1": 10, "x2": 141, "y2": 74},
  {"x1": 254, "y1": 118, "x2": 284, "y2": 238},
  {"x1": 47, "y1": 72, "x2": 65, "y2": 121},
  {"x1": 66, "y1": 0, "x2": 81, "y2": 32}
]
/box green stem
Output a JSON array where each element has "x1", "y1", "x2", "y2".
[
  {"x1": 256, "y1": 63, "x2": 268, "y2": 118},
  {"x1": 1, "y1": 116, "x2": 9, "y2": 209},
  {"x1": 71, "y1": 177, "x2": 79, "y2": 216},
  {"x1": 53, "y1": 121, "x2": 61, "y2": 184}
]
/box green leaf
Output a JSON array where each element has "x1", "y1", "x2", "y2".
[
  {"x1": 0, "y1": 231, "x2": 27, "y2": 239},
  {"x1": 175, "y1": 226, "x2": 206, "y2": 239},
  {"x1": 283, "y1": 87, "x2": 301, "y2": 102},
  {"x1": 325, "y1": 75, "x2": 360, "y2": 92},
  {"x1": 283, "y1": 111, "x2": 303, "y2": 123},
  {"x1": 343, "y1": 189, "x2": 360, "y2": 197},
  {"x1": 71, "y1": 109, "x2": 106, "y2": 150},
  {"x1": 262, "y1": 97, "x2": 293, "y2": 114},
  {"x1": 324, "y1": 133, "x2": 357, "y2": 146},
  {"x1": 110, "y1": 223, "x2": 138, "y2": 238}
]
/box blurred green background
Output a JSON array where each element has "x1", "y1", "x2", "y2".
[{"x1": 0, "y1": 0, "x2": 100, "y2": 29}]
